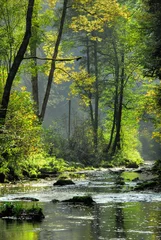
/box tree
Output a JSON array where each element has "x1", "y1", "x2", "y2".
[
  {"x1": 101, "y1": 5, "x2": 144, "y2": 162},
  {"x1": 69, "y1": 0, "x2": 144, "y2": 165},
  {"x1": 24, "y1": 0, "x2": 81, "y2": 122},
  {"x1": 0, "y1": 0, "x2": 35, "y2": 125},
  {"x1": 69, "y1": 0, "x2": 127, "y2": 151},
  {"x1": 138, "y1": 0, "x2": 161, "y2": 165},
  {"x1": 0, "y1": 0, "x2": 150, "y2": 171},
  {"x1": 141, "y1": 0, "x2": 161, "y2": 79},
  {"x1": 0, "y1": 88, "x2": 44, "y2": 180},
  {"x1": 39, "y1": 0, "x2": 69, "y2": 121}
]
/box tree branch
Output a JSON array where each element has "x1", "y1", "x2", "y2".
[{"x1": 23, "y1": 56, "x2": 82, "y2": 61}]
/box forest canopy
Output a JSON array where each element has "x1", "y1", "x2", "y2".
[{"x1": 0, "y1": 0, "x2": 161, "y2": 181}]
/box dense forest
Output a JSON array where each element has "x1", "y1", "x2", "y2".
[{"x1": 0, "y1": 0, "x2": 161, "y2": 182}]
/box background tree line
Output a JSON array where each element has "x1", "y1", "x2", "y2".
[{"x1": 0, "y1": 0, "x2": 161, "y2": 181}]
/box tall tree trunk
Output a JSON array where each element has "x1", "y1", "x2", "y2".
[
  {"x1": 111, "y1": 76, "x2": 119, "y2": 154},
  {"x1": 94, "y1": 40, "x2": 99, "y2": 150},
  {"x1": 30, "y1": 23, "x2": 39, "y2": 116},
  {"x1": 39, "y1": 0, "x2": 68, "y2": 121},
  {"x1": 86, "y1": 36, "x2": 95, "y2": 130},
  {"x1": 105, "y1": 100, "x2": 116, "y2": 153},
  {"x1": 111, "y1": 40, "x2": 120, "y2": 154},
  {"x1": 0, "y1": 0, "x2": 35, "y2": 125},
  {"x1": 30, "y1": 38, "x2": 39, "y2": 115},
  {"x1": 112, "y1": 53, "x2": 125, "y2": 154}
]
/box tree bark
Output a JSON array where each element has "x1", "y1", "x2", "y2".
[
  {"x1": 112, "y1": 52, "x2": 125, "y2": 154},
  {"x1": 111, "y1": 39, "x2": 120, "y2": 154},
  {"x1": 0, "y1": 0, "x2": 35, "y2": 125},
  {"x1": 105, "y1": 102, "x2": 116, "y2": 153},
  {"x1": 94, "y1": 40, "x2": 99, "y2": 150},
  {"x1": 30, "y1": 23, "x2": 39, "y2": 115},
  {"x1": 86, "y1": 36, "x2": 95, "y2": 130},
  {"x1": 39, "y1": 0, "x2": 68, "y2": 121}
]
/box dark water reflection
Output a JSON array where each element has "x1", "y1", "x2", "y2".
[
  {"x1": 1, "y1": 201, "x2": 161, "y2": 240},
  {"x1": 0, "y1": 169, "x2": 161, "y2": 239}
]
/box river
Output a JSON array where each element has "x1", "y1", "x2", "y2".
[{"x1": 0, "y1": 166, "x2": 161, "y2": 240}]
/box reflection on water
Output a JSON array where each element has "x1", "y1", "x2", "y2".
[
  {"x1": 1, "y1": 201, "x2": 161, "y2": 240},
  {"x1": 0, "y1": 169, "x2": 161, "y2": 240},
  {"x1": 0, "y1": 220, "x2": 39, "y2": 240}
]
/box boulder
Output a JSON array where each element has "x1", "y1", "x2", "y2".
[
  {"x1": 53, "y1": 179, "x2": 75, "y2": 186},
  {"x1": 62, "y1": 196, "x2": 95, "y2": 206},
  {"x1": 0, "y1": 203, "x2": 44, "y2": 221},
  {"x1": 13, "y1": 197, "x2": 39, "y2": 201}
]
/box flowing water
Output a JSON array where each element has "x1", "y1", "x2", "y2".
[{"x1": 0, "y1": 166, "x2": 161, "y2": 240}]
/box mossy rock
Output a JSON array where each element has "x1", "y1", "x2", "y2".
[
  {"x1": 51, "y1": 199, "x2": 59, "y2": 203},
  {"x1": 0, "y1": 173, "x2": 5, "y2": 183},
  {"x1": 125, "y1": 162, "x2": 139, "y2": 168},
  {"x1": 115, "y1": 177, "x2": 125, "y2": 185},
  {"x1": 19, "y1": 208, "x2": 44, "y2": 221},
  {"x1": 134, "y1": 168, "x2": 143, "y2": 173},
  {"x1": 132, "y1": 177, "x2": 140, "y2": 182},
  {"x1": 53, "y1": 179, "x2": 75, "y2": 186},
  {"x1": 13, "y1": 197, "x2": 39, "y2": 202},
  {"x1": 0, "y1": 203, "x2": 44, "y2": 221},
  {"x1": 62, "y1": 196, "x2": 95, "y2": 206},
  {"x1": 39, "y1": 168, "x2": 58, "y2": 178},
  {"x1": 134, "y1": 181, "x2": 157, "y2": 191}
]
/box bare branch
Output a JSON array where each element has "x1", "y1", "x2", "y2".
[{"x1": 23, "y1": 56, "x2": 82, "y2": 62}]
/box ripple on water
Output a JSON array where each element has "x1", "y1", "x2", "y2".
[{"x1": 93, "y1": 192, "x2": 161, "y2": 203}]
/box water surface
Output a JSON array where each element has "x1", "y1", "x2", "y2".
[{"x1": 0, "y1": 168, "x2": 161, "y2": 240}]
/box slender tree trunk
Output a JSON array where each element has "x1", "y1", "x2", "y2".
[
  {"x1": 112, "y1": 53, "x2": 125, "y2": 154},
  {"x1": 68, "y1": 99, "x2": 71, "y2": 139},
  {"x1": 105, "y1": 102, "x2": 116, "y2": 153},
  {"x1": 94, "y1": 40, "x2": 99, "y2": 150},
  {"x1": 0, "y1": 0, "x2": 35, "y2": 125},
  {"x1": 39, "y1": 0, "x2": 68, "y2": 121},
  {"x1": 30, "y1": 38, "x2": 39, "y2": 115},
  {"x1": 86, "y1": 36, "x2": 95, "y2": 130},
  {"x1": 87, "y1": 36, "x2": 90, "y2": 74},
  {"x1": 29, "y1": 8, "x2": 39, "y2": 115},
  {"x1": 111, "y1": 77, "x2": 119, "y2": 154},
  {"x1": 111, "y1": 40, "x2": 120, "y2": 154}
]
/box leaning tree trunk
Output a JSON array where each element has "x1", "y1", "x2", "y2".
[
  {"x1": 30, "y1": 23, "x2": 39, "y2": 115},
  {"x1": 0, "y1": 0, "x2": 35, "y2": 126},
  {"x1": 39, "y1": 0, "x2": 68, "y2": 121}
]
